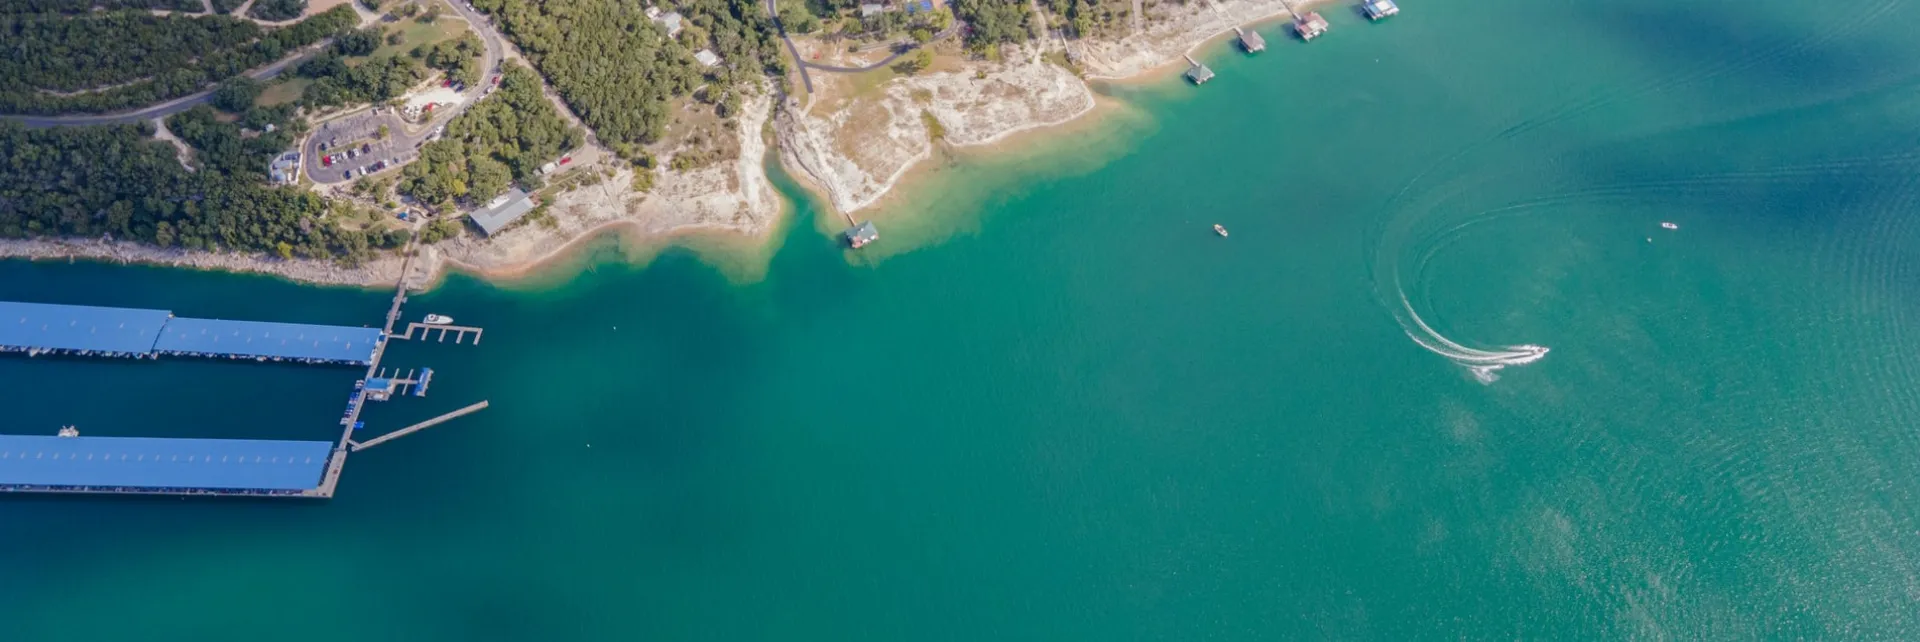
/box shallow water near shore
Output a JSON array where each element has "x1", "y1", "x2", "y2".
[{"x1": 9, "y1": 0, "x2": 1920, "y2": 637}]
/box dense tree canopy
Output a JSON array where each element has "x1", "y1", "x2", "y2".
[
  {"x1": 0, "y1": 0, "x2": 202, "y2": 13},
  {"x1": 0, "y1": 5, "x2": 358, "y2": 114},
  {"x1": 0, "y1": 12, "x2": 262, "y2": 92},
  {"x1": 296, "y1": 53, "x2": 427, "y2": 108},
  {"x1": 211, "y1": 76, "x2": 264, "y2": 112},
  {"x1": 247, "y1": 0, "x2": 306, "y2": 21},
  {"x1": 470, "y1": 0, "x2": 783, "y2": 155},
  {"x1": 0, "y1": 119, "x2": 403, "y2": 262},
  {"x1": 400, "y1": 63, "x2": 582, "y2": 207},
  {"x1": 951, "y1": 0, "x2": 1031, "y2": 45}
]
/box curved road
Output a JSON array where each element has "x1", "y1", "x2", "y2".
[
  {"x1": 2, "y1": 46, "x2": 322, "y2": 129},
  {"x1": 763, "y1": 0, "x2": 961, "y2": 93},
  {"x1": 305, "y1": 0, "x2": 507, "y2": 185}
]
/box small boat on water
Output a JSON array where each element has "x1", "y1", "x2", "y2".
[
  {"x1": 1660, "y1": 221, "x2": 1679, "y2": 230},
  {"x1": 1214, "y1": 224, "x2": 1229, "y2": 237},
  {"x1": 424, "y1": 314, "x2": 455, "y2": 325}
]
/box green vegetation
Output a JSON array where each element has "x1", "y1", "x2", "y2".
[
  {"x1": 0, "y1": 117, "x2": 406, "y2": 263},
  {"x1": 400, "y1": 63, "x2": 583, "y2": 208},
  {"x1": 0, "y1": 12, "x2": 261, "y2": 92},
  {"x1": 891, "y1": 47, "x2": 932, "y2": 74},
  {"x1": 0, "y1": 0, "x2": 202, "y2": 12},
  {"x1": 471, "y1": 0, "x2": 786, "y2": 155},
  {"x1": 247, "y1": 0, "x2": 307, "y2": 21},
  {"x1": 950, "y1": 0, "x2": 1031, "y2": 46},
  {"x1": 294, "y1": 49, "x2": 427, "y2": 108},
  {"x1": 414, "y1": 32, "x2": 484, "y2": 86},
  {"x1": 211, "y1": 76, "x2": 265, "y2": 112},
  {"x1": 210, "y1": 0, "x2": 244, "y2": 12},
  {"x1": 0, "y1": 5, "x2": 358, "y2": 115}
]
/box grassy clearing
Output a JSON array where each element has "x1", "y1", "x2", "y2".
[
  {"x1": 369, "y1": 16, "x2": 469, "y2": 62},
  {"x1": 256, "y1": 77, "x2": 311, "y2": 106}
]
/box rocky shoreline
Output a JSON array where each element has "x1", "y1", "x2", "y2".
[{"x1": 1, "y1": 0, "x2": 1325, "y2": 288}]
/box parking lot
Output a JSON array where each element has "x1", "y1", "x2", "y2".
[{"x1": 305, "y1": 110, "x2": 418, "y2": 185}]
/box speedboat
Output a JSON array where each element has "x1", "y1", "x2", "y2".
[
  {"x1": 1214, "y1": 224, "x2": 1229, "y2": 237},
  {"x1": 424, "y1": 314, "x2": 455, "y2": 325},
  {"x1": 1660, "y1": 221, "x2": 1679, "y2": 230}
]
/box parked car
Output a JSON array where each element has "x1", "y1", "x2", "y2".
[
  {"x1": 321, "y1": 157, "x2": 333, "y2": 167},
  {"x1": 361, "y1": 143, "x2": 371, "y2": 153},
  {"x1": 318, "y1": 143, "x2": 328, "y2": 151},
  {"x1": 343, "y1": 170, "x2": 352, "y2": 179}
]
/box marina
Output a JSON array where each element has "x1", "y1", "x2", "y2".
[{"x1": 0, "y1": 249, "x2": 490, "y2": 499}]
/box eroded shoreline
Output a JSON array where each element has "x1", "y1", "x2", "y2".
[{"x1": 0, "y1": 0, "x2": 1330, "y2": 289}]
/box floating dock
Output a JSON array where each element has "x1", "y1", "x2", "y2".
[
  {"x1": 1363, "y1": 0, "x2": 1399, "y2": 20},
  {"x1": 1184, "y1": 55, "x2": 1215, "y2": 84},
  {"x1": 1235, "y1": 27, "x2": 1266, "y2": 53}
]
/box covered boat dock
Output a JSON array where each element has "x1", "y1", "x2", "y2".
[
  {"x1": 155, "y1": 317, "x2": 384, "y2": 365},
  {"x1": 0, "y1": 301, "x2": 173, "y2": 357},
  {"x1": 0, "y1": 300, "x2": 383, "y2": 366},
  {"x1": 0, "y1": 434, "x2": 333, "y2": 497}
]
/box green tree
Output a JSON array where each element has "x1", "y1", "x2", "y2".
[{"x1": 210, "y1": 76, "x2": 264, "y2": 112}]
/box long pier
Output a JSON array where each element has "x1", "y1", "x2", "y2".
[
  {"x1": 350, "y1": 401, "x2": 489, "y2": 451},
  {"x1": 315, "y1": 247, "x2": 417, "y2": 497}
]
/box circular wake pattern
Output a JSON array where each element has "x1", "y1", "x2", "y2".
[{"x1": 1369, "y1": 146, "x2": 1920, "y2": 383}]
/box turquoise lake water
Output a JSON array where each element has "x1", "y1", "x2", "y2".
[{"x1": 7, "y1": 0, "x2": 1920, "y2": 637}]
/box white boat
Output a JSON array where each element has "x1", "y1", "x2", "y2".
[
  {"x1": 1214, "y1": 224, "x2": 1230, "y2": 237},
  {"x1": 423, "y1": 314, "x2": 455, "y2": 325},
  {"x1": 1661, "y1": 221, "x2": 1679, "y2": 230}
]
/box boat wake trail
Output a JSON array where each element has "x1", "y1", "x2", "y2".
[{"x1": 1395, "y1": 288, "x2": 1548, "y2": 383}]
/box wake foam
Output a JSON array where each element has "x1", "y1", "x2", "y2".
[{"x1": 1397, "y1": 292, "x2": 1548, "y2": 383}]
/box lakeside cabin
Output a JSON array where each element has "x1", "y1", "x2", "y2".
[
  {"x1": 1363, "y1": 0, "x2": 1399, "y2": 20},
  {"x1": 1294, "y1": 11, "x2": 1330, "y2": 40},
  {"x1": 1183, "y1": 55, "x2": 1215, "y2": 85},
  {"x1": 848, "y1": 221, "x2": 880, "y2": 249},
  {"x1": 1235, "y1": 27, "x2": 1265, "y2": 53}
]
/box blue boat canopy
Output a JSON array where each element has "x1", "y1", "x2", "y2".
[{"x1": 0, "y1": 435, "x2": 332, "y2": 491}]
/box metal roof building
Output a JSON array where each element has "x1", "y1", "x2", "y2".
[
  {"x1": 0, "y1": 301, "x2": 172, "y2": 355},
  {"x1": 155, "y1": 318, "x2": 384, "y2": 365},
  {"x1": 469, "y1": 188, "x2": 536, "y2": 236},
  {"x1": 0, "y1": 435, "x2": 332, "y2": 493}
]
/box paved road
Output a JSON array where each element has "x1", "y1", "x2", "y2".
[
  {"x1": 3, "y1": 47, "x2": 321, "y2": 129},
  {"x1": 305, "y1": 0, "x2": 507, "y2": 185},
  {"x1": 762, "y1": 0, "x2": 962, "y2": 92}
]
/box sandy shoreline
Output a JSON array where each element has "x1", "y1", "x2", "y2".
[{"x1": 1, "y1": 0, "x2": 1331, "y2": 289}]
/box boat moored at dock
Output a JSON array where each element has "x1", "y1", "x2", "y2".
[{"x1": 1363, "y1": 0, "x2": 1399, "y2": 21}]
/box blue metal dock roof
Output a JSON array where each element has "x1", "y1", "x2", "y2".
[
  {"x1": 0, "y1": 301, "x2": 172, "y2": 354},
  {"x1": 0, "y1": 435, "x2": 331, "y2": 491},
  {"x1": 155, "y1": 317, "x2": 384, "y2": 364}
]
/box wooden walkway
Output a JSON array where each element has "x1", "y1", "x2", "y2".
[
  {"x1": 351, "y1": 401, "x2": 490, "y2": 451},
  {"x1": 392, "y1": 323, "x2": 485, "y2": 344}
]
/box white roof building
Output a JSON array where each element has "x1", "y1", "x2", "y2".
[
  {"x1": 693, "y1": 49, "x2": 721, "y2": 67},
  {"x1": 655, "y1": 11, "x2": 683, "y2": 38}
]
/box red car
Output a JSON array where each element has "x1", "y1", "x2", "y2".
[{"x1": 321, "y1": 156, "x2": 333, "y2": 167}]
